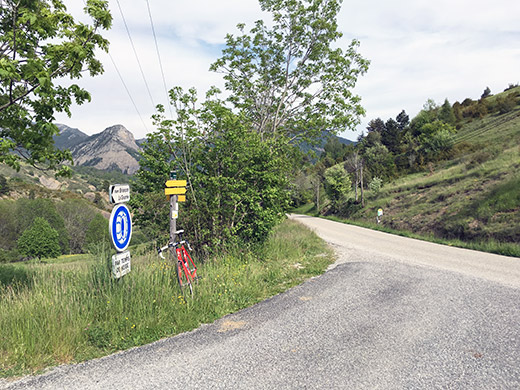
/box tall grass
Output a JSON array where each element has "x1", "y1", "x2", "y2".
[{"x1": 0, "y1": 219, "x2": 334, "y2": 378}]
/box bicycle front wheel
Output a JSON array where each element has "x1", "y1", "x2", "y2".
[{"x1": 175, "y1": 259, "x2": 193, "y2": 296}]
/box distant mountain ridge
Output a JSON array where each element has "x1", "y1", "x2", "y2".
[
  {"x1": 53, "y1": 124, "x2": 354, "y2": 174},
  {"x1": 54, "y1": 124, "x2": 141, "y2": 174},
  {"x1": 54, "y1": 124, "x2": 89, "y2": 150}
]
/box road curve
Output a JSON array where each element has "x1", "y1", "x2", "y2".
[
  {"x1": 3, "y1": 215, "x2": 520, "y2": 389},
  {"x1": 290, "y1": 214, "x2": 520, "y2": 289}
]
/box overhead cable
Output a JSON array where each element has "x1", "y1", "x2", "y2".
[
  {"x1": 108, "y1": 52, "x2": 150, "y2": 134},
  {"x1": 146, "y1": 0, "x2": 174, "y2": 119},
  {"x1": 115, "y1": 0, "x2": 156, "y2": 108},
  {"x1": 78, "y1": 0, "x2": 150, "y2": 134}
]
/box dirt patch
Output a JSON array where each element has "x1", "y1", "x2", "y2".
[{"x1": 218, "y1": 320, "x2": 247, "y2": 333}]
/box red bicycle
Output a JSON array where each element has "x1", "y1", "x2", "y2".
[{"x1": 158, "y1": 230, "x2": 198, "y2": 295}]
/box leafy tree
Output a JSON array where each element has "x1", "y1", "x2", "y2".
[
  {"x1": 85, "y1": 213, "x2": 110, "y2": 250},
  {"x1": 133, "y1": 88, "x2": 292, "y2": 246},
  {"x1": 0, "y1": 0, "x2": 112, "y2": 176},
  {"x1": 56, "y1": 199, "x2": 97, "y2": 253},
  {"x1": 410, "y1": 100, "x2": 438, "y2": 136},
  {"x1": 0, "y1": 174, "x2": 9, "y2": 195},
  {"x1": 419, "y1": 120, "x2": 456, "y2": 161},
  {"x1": 438, "y1": 98, "x2": 456, "y2": 125},
  {"x1": 324, "y1": 164, "x2": 351, "y2": 212},
  {"x1": 16, "y1": 198, "x2": 69, "y2": 254},
  {"x1": 0, "y1": 200, "x2": 17, "y2": 250},
  {"x1": 481, "y1": 87, "x2": 492, "y2": 99},
  {"x1": 17, "y1": 217, "x2": 60, "y2": 259},
  {"x1": 133, "y1": 1, "x2": 370, "y2": 247},
  {"x1": 210, "y1": 0, "x2": 369, "y2": 144}
]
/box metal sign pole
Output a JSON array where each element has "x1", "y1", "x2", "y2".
[
  {"x1": 165, "y1": 171, "x2": 186, "y2": 245},
  {"x1": 170, "y1": 194, "x2": 177, "y2": 243},
  {"x1": 169, "y1": 171, "x2": 178, "y2": 244}
]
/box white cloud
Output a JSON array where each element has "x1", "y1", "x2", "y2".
[{"x1": 56, "y1": 0, "x2": 520, "y2": 142}]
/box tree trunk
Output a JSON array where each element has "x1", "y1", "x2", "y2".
[{"x1": 360, "y1": 162, "x2": 364, "y2": 207}]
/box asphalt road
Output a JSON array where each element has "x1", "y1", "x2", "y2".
[{"x1": 3, "y1": 215, "x2": 520, "y2": 389}]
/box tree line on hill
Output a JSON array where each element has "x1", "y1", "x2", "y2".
[
  {"x1": 291, "y1": 85, "x2": 520, "y2": 215},
  {"x1": 0, "y1": 198, "x2": 110, "y2": 262}
]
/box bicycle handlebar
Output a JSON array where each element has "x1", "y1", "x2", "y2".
[{"x1": 157, "y1": 239, "x2": 192, "y2": 259}]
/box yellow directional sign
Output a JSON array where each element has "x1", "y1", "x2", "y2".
[
  {"x1": 166, "y1": 180, "x2": 187, "y2": 187},
  {"x1": 167, "y1": 195, "x2": 186, "y2": 202},
  {"x1": 165, "y1": 187, "x2": 186, "y2": 195}
]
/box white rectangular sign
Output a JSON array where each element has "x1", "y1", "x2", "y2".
[
  {"x1": 109, "y1": 184, "x2": 130, "y2": 204},
  {"x1": 112, "y1": 251, "x2": 131, "y2": 279}
]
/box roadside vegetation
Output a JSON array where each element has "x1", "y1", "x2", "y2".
[
  {"x1": 292, "y1": 85, "x2": 520, "y2": 257},
  {"x1": 0, "y1": 220, "x2": 334, "y2": 378}
]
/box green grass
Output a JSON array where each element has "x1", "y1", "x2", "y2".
[
  {"x1": 0, "y1": 219, "x2": 334, "y2": 378},
  {"x1": 320, "y1": 214, "x2": 520, "y2": 258}
]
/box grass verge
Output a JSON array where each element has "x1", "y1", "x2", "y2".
[
  {"x1": 320, "y1": 214, "x2": 520, "y2": 258},
  {"x1": 0, "y1": 219, "x2": 334, "y2": 378}
]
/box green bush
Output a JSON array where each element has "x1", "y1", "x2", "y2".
[
  {"x1": 0, "y1": 249, "x2": 20, "y2": 263},
  {"x1": 16, "y1": 198, "x2": 70, "y2": 254},
  {"x1": 17, "y1": 218, "x2": 61, "y2": 259},
  {"x1": 0, "y1": 174, "x2": 9, "y2": 195},
  {"x1": 368, "y1": 176, "x2": 383, "y2": 193},
  {"x1": 324, "y1": 164, "x2": 351, "y2": 212},
  {"x1": 85, "y1": 213, "x2": 111, "y2": 252}
]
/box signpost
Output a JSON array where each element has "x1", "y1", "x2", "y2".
[
  {"x1": 165, "y1": 173, "x2": 187, "y2": 243},
  {"x1": 109, "y1": 203, "x2": 132, "y2": 252},
  {"x1": 111, "y1": 250, "x2": 131, "y2": 279},
  {"x1": 109, "y1": 184, "x2": 130, "y2": 204},
  {"x1": 109, "y1": 184, "x2": 132, "y2": 279},
  {"x1": 377, "y1": 208, "x2": 383, "y2": 224}
]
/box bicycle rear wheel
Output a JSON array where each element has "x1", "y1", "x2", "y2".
[{"x1": 175, "y1": 259, "x2": 193, "y2": 296}]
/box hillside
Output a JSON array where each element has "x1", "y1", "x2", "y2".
[
  {"x1": 345, "y1": 88, "x2": 520, "y2": 253},
  {"x1": 294, "y1": 86, "x2": 520, "y2": 256}
]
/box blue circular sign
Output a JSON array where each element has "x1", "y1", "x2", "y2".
[{"x1": 109, "y1": 203, "x2": 132, "y2": 252}]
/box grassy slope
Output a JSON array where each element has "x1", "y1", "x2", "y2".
[
  {"x1": 356, "y1": 90, "x2": 519, "y2": 253},
  {"x1": 0, "y1": 219, "x2": 334, "y2": 378},
  {"x1": 321, "y1": 87, "x2": 520, "y2": 256}
]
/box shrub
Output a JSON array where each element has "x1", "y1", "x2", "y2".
[
  {"x1": 85, "y1": 213, "x2": 111, "y2": 251},
  {"x1": 0, "y1": 174, "x2": 9, "y2": 195},
  {"x1": 368, "y1": 176, "x2": 383, "y2": 193},
  {"x1": 17, "y1": 217, "x2": 61, "y2": 259},
  {"x1": 324, "y1": 164, "x2": 351, "y2": 212}
]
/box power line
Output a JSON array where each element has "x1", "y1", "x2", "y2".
[
  {"x1": 108, "y1": 52, "x2": 150, "y2": 134},
  {"x1": 146, "y1": 0, "x2": 174, "y2": 119},
  {"x1": 115, "y1": 0, "x2": 155, "y2": 108}
]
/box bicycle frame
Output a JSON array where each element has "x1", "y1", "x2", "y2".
[
  {"x1": 158, "y1": 234, "x2": 198, "y2": 294},
  {"x1": 176, "y1": 244, "x2": 197, "y2": 281}
]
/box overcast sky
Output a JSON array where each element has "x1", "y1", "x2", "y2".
[{"x1": 55, "y1": 0, "x2": 520, "y2": 141}]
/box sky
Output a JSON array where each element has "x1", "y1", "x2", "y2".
[{"x1": 55, "y1": 0, "x2": 520, "y2": 142}]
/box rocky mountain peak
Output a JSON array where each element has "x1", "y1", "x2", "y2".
[
  {"x1": 100, "y1": 124, "x2": 136, "y2": 145},
  {"x1": 69, "y1": 124, "x2": 141, "y2": 175}
]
